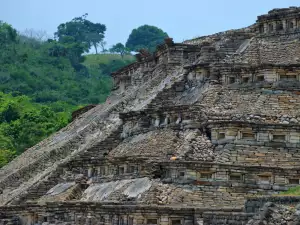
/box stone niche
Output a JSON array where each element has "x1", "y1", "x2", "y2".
[
  {"x1": 120, "y1": 77, "x2": 131, "y2": 92},
  {"x1": 211, "y1": 128, "x2": 238, "y2": 143},
  {"x1": 113, "y1": 74, "x2": 132, "y2": 93},
  {"x1": 276, "y1": 69, "x2": 300, "y2": 88},
  {"x1": 14, "y1": 211, "x2": 192, "y2": 225},
  {"x1": 239, "y1": 130, "x2": 256, "y2": 140},
  {"x1": 162, "y1": 163, "x2": 300, "y2": 189},
  {"x1": 222, "y1": 67, "x2": 300, "y2": 86},
  {"x1": 211, "y1": 125, "x2": 300, "y2": 146},
  {"x1": 257, "y1": 172, "x2": 273, "y2": 185},
  {"x1": 166, "y1": 168, "x2": 215, "y2": 183},
  {"x1": 226, "y1": 76, "x2": 236, "y2": 84},
  {"x1": 229, "y1": 172, "x2": 244, "y2": 182},
  {"x1": 288, "y1": 177, "x2": 300, "y2": 185},
  {"x1": 257, "y1": 7, "x2": 300, "y2": 34},
  {"x1": 257, "y1": 69, "x2": 276, "y2": 82},
  {"x1": 62, "y1": 160, "x2": 143, "y2": 182},
  {"x1": 191, "y1": 67, "x2": 210, "y2": 81}
]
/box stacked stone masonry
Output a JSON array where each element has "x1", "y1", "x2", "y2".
[{"x1": 2, "y1": 7, "x2": 300, "y2": 225}]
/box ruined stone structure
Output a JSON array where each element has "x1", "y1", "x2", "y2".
[{"x1": 1, "y1": 7, "x2": 300, "y2": 225}]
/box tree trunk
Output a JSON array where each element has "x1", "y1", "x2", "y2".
[{"x1": 94, "y1": 43, "x2": 98, "y2": 54}]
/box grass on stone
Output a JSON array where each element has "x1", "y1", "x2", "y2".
[{"x1": 276, "y1": 186, "x2": 300, "y2": 196}]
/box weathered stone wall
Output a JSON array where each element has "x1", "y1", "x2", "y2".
[
  {"x1": 0, "y1": 203, "x2": 237, "y2": 225},
  {"x1": 225, "y1": 34, "x2": 300, "y2": 66},
  {"x1": 245, "y1": 196, "x2": 300, "y2": 213},
  {"x1": 211, "y1": 123, "x2": 300, "y2": 147},
  {"x1": 203, "y1": 212, "x2": 254, "y2": 225},
  {"x1": 71, "y1": 104, "x2": 97, "y2": 121},
  {"x1": 257, "y1": 7, "x2": 300, "y2": 34},
  {"x1": 198, "y1": 85, "x2": 300, "y2": 117},
  {"x1": 162, "y1": 162, "x2": 300, "y2": 190},
  {"x1": 219, "y1": 66, "x2": 300, "y2": 85}
]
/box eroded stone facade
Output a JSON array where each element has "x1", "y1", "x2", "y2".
[{"x1": 1, "y1": 7, "x2": 300, "y2": 225}]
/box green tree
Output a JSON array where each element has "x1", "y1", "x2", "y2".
[
  {"x1": 0, "y1": 102, "x2": 20, "y2": 123},
  {"x1": 126, "y1": 25, "x2": 168, "y2": 52},
  {"x1": 0, "y1": 21, "x2": 18, "y2": 63},
  {"x1": 109, "y1": 43, "x2": 130, "y2": 58},
  {"x1": 0, "y1": 21, "x2": 17, "y2": 46},
  {"x1": 55, "y1": 14, "x2": 106, "y2": 54},
  {"x1": 0, "y1": 149, "x2": 15, "y2": 168}
]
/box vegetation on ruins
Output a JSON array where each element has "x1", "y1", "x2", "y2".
[
  {"x1": 278, "y1": 186, "x2": 300, "y2": 196},
  {"x1": 126, "y1": 25, "x2": 169, "y2": 52}
]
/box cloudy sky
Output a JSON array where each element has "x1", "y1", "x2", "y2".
[{"x1": 1, "y1": 0, "x2": 299, "y2": 48}]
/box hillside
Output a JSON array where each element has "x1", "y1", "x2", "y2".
[
  {"x1": 83, "y1": 54, "x2": 135, "y2": 66},
  {"x1": 83, "y1": 54, "x2": 135, "y2": 80},
  {"x1": 0, "y1": 22, "x2": 134, "y2": 167}
]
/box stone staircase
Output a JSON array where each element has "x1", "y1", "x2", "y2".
[
  {"x1": 0, "y1": 63, "x2": 189, "y2": 206},
  {"x1": 11, "y1": 124, "x2": 125, "y2": 204},
  {"x1": 144, "y1": 72, "x2": 187, "y2": 110}
]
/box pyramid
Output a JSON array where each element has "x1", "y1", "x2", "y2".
[{"x1": 1, "y1": 7, "x2": 300, "y2": 225}]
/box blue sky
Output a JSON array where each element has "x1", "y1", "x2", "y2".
[{"x1": 1, "y1": 0, "x2": 299, "y2": 48}]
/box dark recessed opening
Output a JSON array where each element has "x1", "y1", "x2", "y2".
[
  {"x1": 128, "y1": 165, "x2": 136, "y2": 173},
  {"x1": 259, "y1": 25, "x2": 264, "y2": 33},
  {"x1": 172, "y1": 220, "x2": 182, "y2": 225},
  {"x1": 230, "y1": 174, "x2": 242, "y2": 181},
  {"x1": 242, "y1": 77, "x2": 249, "y2": 83},
  {"x1": 273, "y1": 135, "x2": 285, "y2": 142},
  {"x1": 147, "y1": 219, "x2": 158, "y2": 225},
  {"x1": 218, "y1": 132, "x2": 225, "y2": 140},
  {"x1": 280, "y1": 75, "x2": 297, "y2": 80},
  {"x1": 229, "y1": 77, "x2": 235, "y2": 84},
  {"x1": 206, "y1": 129, "x2": 212, "y2": 141},
  {"x1": 276, "y1": 22, "x2": 283, "y2": 31},
  {"x1": 119, "y1": 167, "x2": 125, "y2": 174},
  {"x1": 242, "y1": 132, "x2": 255, "y2": 140},
  {"x1": 289, "y1": 179, "x2": 299, "y2": 184},
  {"x1": 269, "y1": 24, "x2": 274, "y2": 32},
  {"x1": 257, "y1": 75, "x2": 264, "y2": 81}
]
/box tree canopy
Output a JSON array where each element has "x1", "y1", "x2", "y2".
[
  {"x1": 55, "y1": 14, "x2": 106, "y2": 54},
  {"x1": 0, "y1": 92, "x2": 73, "y2": 166},
  {"x1": 126, "y1": 25, "x2": 169, "y2": 52},
  {"x1": 0, "y1": 21, "x2": 17, "y2": 46},
  {"x1": 109, "y1": 43, "x2": 130, "y2": 58}
]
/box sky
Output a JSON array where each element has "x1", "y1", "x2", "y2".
[{"x1": 1, "y1": 0, "x2": 300, "y2": 49}]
